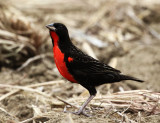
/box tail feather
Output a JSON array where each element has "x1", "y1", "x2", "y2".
[{"x1": 120, "y1": 75, "x2": 144, "y2": 82}]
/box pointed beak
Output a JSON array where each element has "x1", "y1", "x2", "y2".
[{"x1": 46, "y1": 23, "x2": 56, "y2": 31}]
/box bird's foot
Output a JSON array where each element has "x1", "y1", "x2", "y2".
[
  {"x1": 64, "y1": 106, "x2": 91, "y2": 117},
  {"x1": 72, "y1": 110, "x2": 91, "y2": 117}
]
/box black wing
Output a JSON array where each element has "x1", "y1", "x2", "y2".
[
  {"x1": 65, "y1": 45, "x2": 123, "y2": 86},
  {"x1": 68, "y1": 45, "x2": 121, "y2": 74}
]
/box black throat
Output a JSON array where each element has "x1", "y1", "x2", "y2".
[{"x1": 57, "y1": 33, "x2": 73, "y2": 54}]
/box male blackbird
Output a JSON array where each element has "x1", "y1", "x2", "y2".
[{"x1": 46, "y1": 23, "x2": 143, "y2": 116}]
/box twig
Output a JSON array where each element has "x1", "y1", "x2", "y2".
[
  {"x1": 121, "y1": 99, "x2": 133, "y2": 114},
  {"x1": 108, "y1": 57, "x2": 117, "y2": 68},
  {"x1": 0, "y1": 90, "x2": 19, "y2": 101},
  {"x1": 142, "y1": 94, "x2": 160, "y2": 102},
  {"x1": 81, "y1": 1, "x2": 111, "y2": 30},
  {"x1": 19, "y1": 117, "x2": 36, "y2": 123},
  {"x1": 148, "y1": 99, "x2": 160, "y2": 115},
  {"x1": 25, "y1": 80, "x2": 65, "y2": 88},
  {"x1": 108, "y1": 101, "x2": 136, "y2": 123},
  {"x1": 0, "y1": 29, "x2": 29, "y2": 42},
  {"x1": 56, "y1": 96, "x2": 79, "y2": 109},
  {"x1": 0, "y1": 106, "x2": 13, "y2": 117},
  {"x1": 82, "y1": 42, "x2": 97, "y2": 59},
  {"x1": 127, "y1": 7, "x2": 160, "y2": 40},
  {"x1": 137, "y1": 112, "x2": 141, "y2": 123},
  {"x1": 0, "y1": 80, "x2": 65, "y2": 101},
  {"x1": 0, "y1": 84, "x2": 50, "y2": 97},
  {"x1": 71, "y1": 29, "x2": 108, "y2": 48},
  {"x1": 19, "y1": 115, "x2": 49, "y2": 123},
  {"x1": 17, "y1": 53, "x2": 53, "y2": 71},
  {"x1": 0, "y1": 39, "x2": 17, "y2": 45}
]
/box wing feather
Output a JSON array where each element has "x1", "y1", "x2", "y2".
[{"x1": 68, "y1": 46, "x2": 121, "y2": 74}]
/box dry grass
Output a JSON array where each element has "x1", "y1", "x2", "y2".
[
  {"x1": 0, "y1": 81, "x2": 159, "y2": 122},
  {"x1": 0, "y1": 2, "x2": 45, "y2": 68},
  {"x1": 0, "y1": 0, "x2": 160, "y2": 122}
]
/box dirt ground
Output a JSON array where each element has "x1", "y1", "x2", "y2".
[{"x1": 0, "y1": 0, "x2": 160, "y2": 123}]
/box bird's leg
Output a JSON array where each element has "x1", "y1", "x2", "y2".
[
  {"x1": 64, "y1": 95, "x2": 95, "y2": 116},
  {"x1": 64, "y1": 86, "x2": 96, "y2": 116},
  {"x1": 73, "y1": 95, "x2": 95, "y2": 116}
]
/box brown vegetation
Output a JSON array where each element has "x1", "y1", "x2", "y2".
[{"x1": 0, "y1": 0, "x2": 160, "y2": 122}]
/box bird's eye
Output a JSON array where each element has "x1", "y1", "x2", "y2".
[{"x1": 59, "y1": 26, "x2": 63, "y2": 28}]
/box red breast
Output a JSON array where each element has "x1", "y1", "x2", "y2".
[{"x1": 50, "y1": 31, "x2": 77, "y2": 83}]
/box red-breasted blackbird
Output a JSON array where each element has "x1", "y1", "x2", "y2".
[{"x1": 46, "y1": 23, "x2": 144, "y2": 116}]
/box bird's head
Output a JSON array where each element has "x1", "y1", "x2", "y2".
[{"x1": 46, "y1": 23, "x2": 69, "y2": 38}]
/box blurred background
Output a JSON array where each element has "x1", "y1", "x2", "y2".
[{"x1": 0, "y1": 0, "x2": 160, "y2": 122}]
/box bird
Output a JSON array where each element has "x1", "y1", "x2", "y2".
[{"x1": 46, "y1": 23, "x2": 144, "y2": 116}]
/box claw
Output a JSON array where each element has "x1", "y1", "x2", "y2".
[
  {"x1": 72, "y1": 110, "x2": 92, "y2": 117},
  {"x1": 64, "y1": 109, "x2": 91, "y2": 117},
  {"x1": 64, "y1": 106, "x2": 91, "y2": 117}
]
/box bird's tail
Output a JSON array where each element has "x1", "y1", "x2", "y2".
[{"x1": 120, "y1": 74, "x2": 144, "y2": 82}]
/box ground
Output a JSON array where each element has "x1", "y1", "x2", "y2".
[{"x1": 0, "y1": 0, "x2": 160, "y2": 123}]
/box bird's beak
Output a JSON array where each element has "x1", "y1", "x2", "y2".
[{"x1": 46, "y1": 23, "x2": 56, "y2": 31}]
